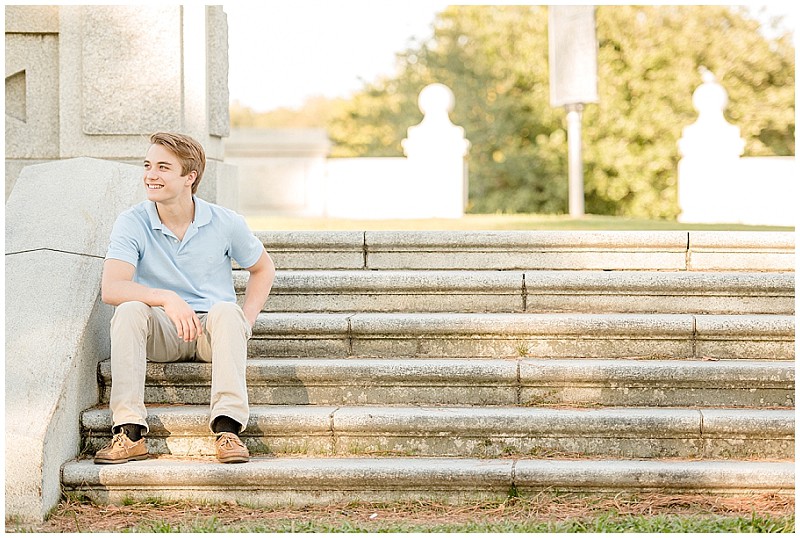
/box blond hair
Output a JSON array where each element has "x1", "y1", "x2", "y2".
[{"x1": 149, "y1": 132, "x2": 206, "y2": 194}]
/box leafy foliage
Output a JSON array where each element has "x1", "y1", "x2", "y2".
[
  {"x1": 230, "y1": 96, "x2": 347, "y2": 128},
  {"x1": 324, "y1": 5, "x2": 794, "y2": 218}
]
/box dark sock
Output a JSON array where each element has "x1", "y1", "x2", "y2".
[
  {"x1": 212, "y1": 415, "x2": 241, "y2": 435},
  {"x1": 115, "y1": 423, "x2": 143, "y2": 441}
]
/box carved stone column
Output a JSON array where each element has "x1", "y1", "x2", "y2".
[{"x1": 5, "y1": 5, "x2": 236, "y2": 208}]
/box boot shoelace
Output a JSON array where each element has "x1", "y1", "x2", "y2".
[
  {"x1": 103, "y1": 432, "x2": 128, "y2": 449},
  {"x1": 217, "y1": 432, "x2": 244, "y2": 448}
]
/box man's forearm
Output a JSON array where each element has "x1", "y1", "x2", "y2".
[
  {"x1": 102, "y1": 279, "x2": 178, "y2": 308},
  {"x1": 241, "y1": 254, "x2": 276, "y2": 327},
  {"x1": 103, "y1": 274, "x2": 204, "y2": 342}
]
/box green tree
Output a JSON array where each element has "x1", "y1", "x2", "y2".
[
  {"x1": 231, "y1": 96, "x2": 347, "y2": 129},
  {"x1": 585, "y1": 5, "x2": 794, "y2": 217},
  {"x1": 327, "y1": 5, "x2": 794, "y2": 218}
]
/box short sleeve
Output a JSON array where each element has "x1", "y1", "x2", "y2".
[
  {"x1": 105, "y1": 212, "x2": 142, "y2": 268},
  {"x1": 229, "y1": 214, "x2": 264, "y2": 269}
]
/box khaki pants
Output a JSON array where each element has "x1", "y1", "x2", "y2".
[{"x1": 109, "y1": 301, "x2": 251, "y2": 434}]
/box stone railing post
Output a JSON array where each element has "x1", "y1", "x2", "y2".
[
  {"x1": 5, "y1": 159, "x2": 144, "y2": 523},
  {"x1": 677, "y1": 68, "x2": 745, "y2": 223},
  {"x1": 402, "y1": 83, "x2": 470, "y2": 218}
]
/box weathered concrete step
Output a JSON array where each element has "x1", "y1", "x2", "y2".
[
  {"x1": 81, "y1": 405, "x2": 794, "y2": 460},
  {"x1": 253, "y1": 231, "x2": 794, "y2": 271},
  {"x1": 249, "y1": 313, "x2": 795, "y2": 359},
  {"x1": 236, "y1": 270, "x2": 795, "y2": 314},
  {"x1": 97, "y1": 358, "x2": 795, "y2": 408},
  {"x1": 61, "y1": 457, "x2": 795, "y2": 506}
]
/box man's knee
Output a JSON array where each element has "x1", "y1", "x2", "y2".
[
  {"x1": 207, "y1": 302, "x2": 246, "y2": 324},
  {"x1": 206, "y1": 302, "x2": 249, "y2": 334},
  {"x1": 111, "y1": 301, "x2": 151, "y2": 329}
]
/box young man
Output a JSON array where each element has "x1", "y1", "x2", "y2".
[{"x1": 95, "y1": 132, "x2": 275, "y2": 464}]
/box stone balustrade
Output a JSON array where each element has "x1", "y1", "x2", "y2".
[
  {"x1": 225, "y1": 83, "x2": 469, "y2": 219},
  {"x1": 678, "y1": 69, "x2": 795, "y2": 226}
]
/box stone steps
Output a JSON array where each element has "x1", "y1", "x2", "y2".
[
  {"x1": 64, "y1": 231, "x2": 795, "y2": 506},
  {"x1": 97, "y1": 358, "x2": 795, "y2": 408},
  {"x1": 80, "y1": 404, "x2": 794, "y2": 460},
  {"x1": 255, "y1": 230, "x2": 794, "y2": 271},
  {"x1": 239, "y1": 270, "x2": 795, "y2": 314},
  {"x1": 62, "y1": 458, "x2": 795, "y2": 505},
  {"x1": 247, "y1": 312, "x2": 795, "y2": 359}
]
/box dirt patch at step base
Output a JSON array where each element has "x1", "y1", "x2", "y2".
[{"x1": 7, "y1": 492, "x2": 794, "y2": 533}]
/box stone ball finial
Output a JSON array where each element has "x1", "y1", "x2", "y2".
[
  {"x1": 692, "y1": 66, "x2": 728, "y2": 114},
  {"x1": 418, "y1": 83, "x2": 455, "y2": 116},
  {"x1": 699, "y1": 65, "x2": 715, "y2": 84}
]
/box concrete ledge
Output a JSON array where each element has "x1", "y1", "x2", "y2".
[
  {"x1": 249, "y1": 312, "x2": 699, "y2": 358},
  {"x1": 347, "y1": 313, "x2": 695, "y2": 336},
  {"x1": 242, "y1": 270, "x2": 525, "y2": 313},
  {"x1": 5, "y1": 158, "x2": 143, "y2": 522},
  {"x1": 695, "y1": 315, "x2": 795, "y2": 359},
  {"x1": 250, "y1": 313, "x2": 352, "y2": 357},
  {"x1": 365, "y1": 231, "x2": 689, "y2": 249},
  {"x1": 701, "y1": 409, "x2": 796, "y2": 437},
  {"x1": 523, "y1": 358, "x2": 794, "y2": 387},
  {"x1": 348, "y1": 313, "x2": 694, "y2": 359},
  {"x1": 251, "y1": 230, "x2": 794, "y2": 271},
  {"x1": 254, "y1": 231, "x2": 364, "y2": 269},
  {"x1": 248, "y1": 313, "x2": 793, "y2": 359},
  {"x1": 521, "y1": 359, "x2": 794, "y2": 408},
  {"x1": 262, "y1": 270, "x2": 524, "y2": 293},
  {"x1": 96, "y1": 358, "x2": 795, "y2": 408},
  {"x1": 61, "y1": 458, "x2": 794, "y2": 505},
  {"x1": 98, "y1": 358, "x2": 520, "y2": 406},
  {"x1": 237, "y1": 270, "x2": 794, "y2": 314},
  {"x1": 689, "y1": 231, "x2": 795, "y2": 250},
  {"x1": 62, "y1": 457, "x2": 515, "y2": 505},
  {"x1": 688, "y1": 231, "x2": 794, "y2": 271},
  {"x1": 365, "y1": 231, "x2": 688, "y2": 270},
  {"x1": 80, "y1": 405, "x2": 794, "y2": 460},
  {"x1": 513, "y1": 459, "x2": 794, "y2": 493},
  {"x1": 524, "y1": 271, "x2": 794, "y2": 315},
  {"x1": 5, "y1": 158, "x2": 143, "y2": 257}
]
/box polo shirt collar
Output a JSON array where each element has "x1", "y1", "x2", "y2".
[
  {"x1": 192, "y1": 196, "x2": 212, "y2": 227},
  {"x1": 145, "y1": 196, "x2": 212, "y2": 231},
  {"x1": 145, "y1": 200, "x2": 163, "y2": 231}
]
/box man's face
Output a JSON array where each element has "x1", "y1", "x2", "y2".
[{"x1": 143, "y1": 143, "x2": 196, "y2": 203}]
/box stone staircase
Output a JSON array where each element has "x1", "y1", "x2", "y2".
[{"x1": 62, "y1": 231, "x2": 795, "y2": 505}]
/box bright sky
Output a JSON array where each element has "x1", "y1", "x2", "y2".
[
  {"x1": 222, "y1": 2, "x2": 795, "y2": 113},
  {"x1": 223, "y1": 1, "x2": 450, "y2": 112}
]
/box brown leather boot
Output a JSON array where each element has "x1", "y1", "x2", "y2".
[
  {"x1": 215, "y1": 432, "x2": 249, "y2": 463},
  {"x1": 94, "y1": 432, "x2": 148, "y2": 464}
]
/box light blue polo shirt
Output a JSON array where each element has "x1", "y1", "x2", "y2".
[{"x1": 105, "y1": 196, "x2": 264, "y2": 312}]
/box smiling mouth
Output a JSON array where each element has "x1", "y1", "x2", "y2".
[{"x1": 146, "y1": 184, "x2": 164, "y2": 190}]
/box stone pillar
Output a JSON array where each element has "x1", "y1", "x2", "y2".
[
  {"x1": 402, "y1": 83, "x2": 470, "y2": 218},
  {"x1": 5, "y1": 5, "x2": 237, "y2": 208},
  {"x1": 4, "y1": 6, "x2": 60, "y2": 200},
  {"x1": 677, "y1": 69, "x2": 745, "y2": 223},
  {"x1": 5, "y1": 158, "x2": 145, "y2": 523}
]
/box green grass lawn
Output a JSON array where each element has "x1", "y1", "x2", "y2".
[{"x1": 246, "y1": 213, "x2": 794, "y2": 231}]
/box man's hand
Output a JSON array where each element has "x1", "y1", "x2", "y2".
[
  {"x1": 102, "y1": 259, "x2": 203, "y2": 342},
  {"x1": 162, "y1": 291, "x2": 203, "y2": 342}
]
